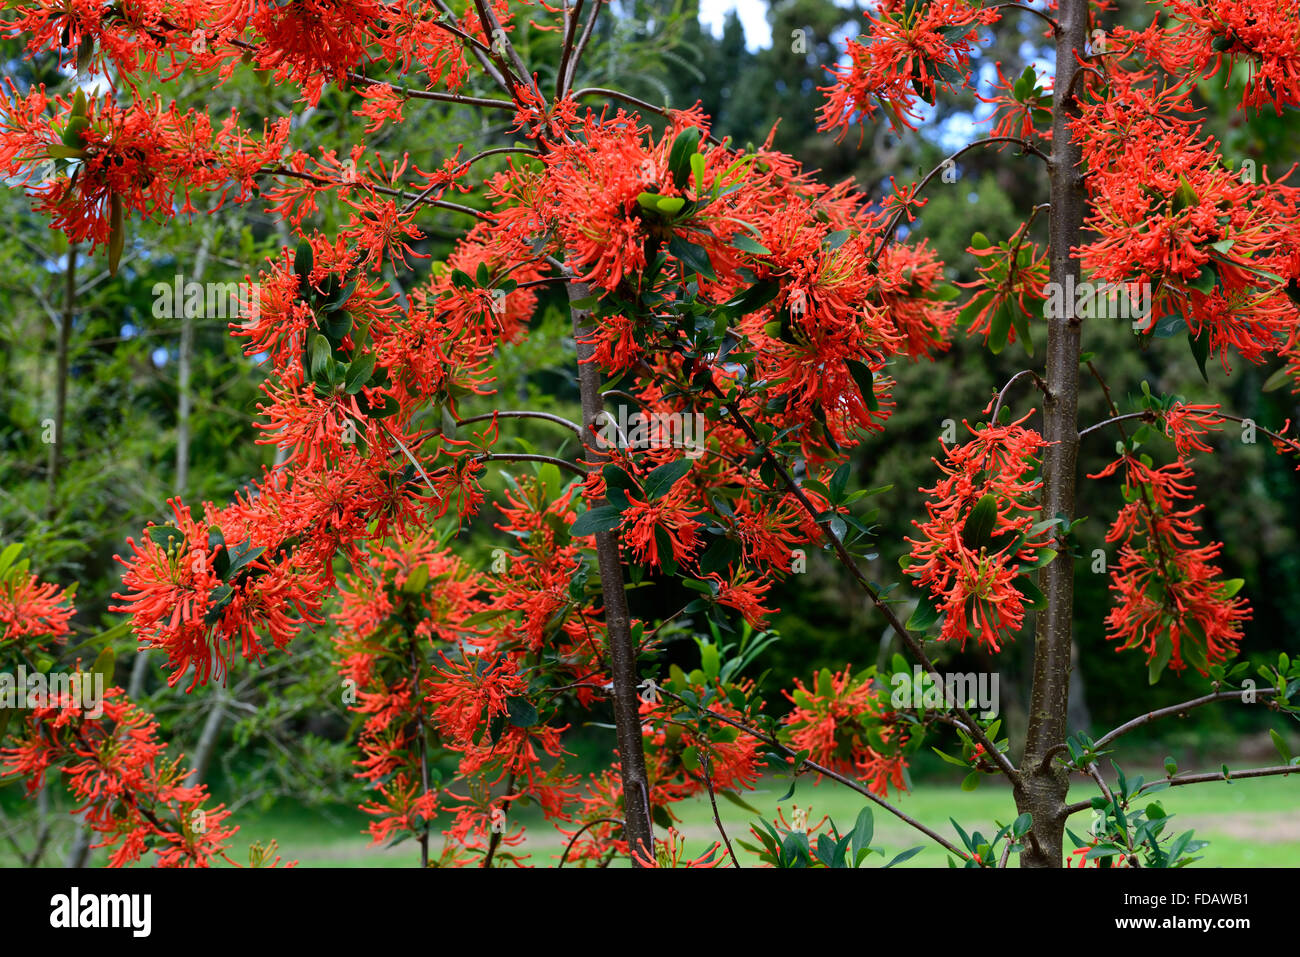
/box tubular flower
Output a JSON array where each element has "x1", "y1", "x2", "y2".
[
  {"x1": 905, "y1": 415, "x2": 1053, "y2": 651},
  {"x1": 780, "y1": 666, "x2": 909, "y2": 796},
  {"x1": 819, "y1": 0, "x2": 999, "y2": 136},
  {"x1": 1090, "y1": 453, "x2": 1250, "y2": 675}
]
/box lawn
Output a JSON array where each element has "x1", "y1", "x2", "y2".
[{"x1": 221, "y1": 771, "x2": 1299, "y2": 868}]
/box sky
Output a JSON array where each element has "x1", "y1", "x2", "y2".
[{"x1": 697, "y1": 0, "x2": 774, "y2": 50}]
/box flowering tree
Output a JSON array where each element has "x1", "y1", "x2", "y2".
[{"x1": 1, "y1": 0, "x2": 1298, "y2": 868}]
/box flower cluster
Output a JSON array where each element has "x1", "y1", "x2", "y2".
[
  {"x1": 1089, "y1": 453, "x2": 1250, "y2": 676},
  {"x1": 906, "y1": 415, "x2": 1053, "y2": 651}
]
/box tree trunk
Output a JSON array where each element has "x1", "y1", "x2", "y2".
[
  {"x1": 564, "y1": 276, "x2": 655, "y2": 865},
  {"x1": 1016, "y1": 0, "x2": 1088, "y2": 868}
]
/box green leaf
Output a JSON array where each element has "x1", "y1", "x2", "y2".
[
  {"x1": 731, "y1": 232, "x2": 771, "y2": 255},
  {"x1": 506, "y1": 696, "x2": 538, "y2": 728},
  {"x1": 107, "y1": 193, "x2": 124, "y2": 277},
  {"x1": 699, "y1": 642, "x2": 721, "y2": 680},
  {"x1": 1148, "y1": 630, "x2": 1173, "y2": 685},
  {"x1": 961, "y1": 494, "x2": 999, "y2": 551},
  {"x1": 43, "y1": 143, "x2": 87, "y2": 160},
  {"x1": 1270, "y1": 729, "x2": 1293, "y2": 763},
  {"x1": 0, "y1": 543, "x2": 23, "y2": 578},
  {"x1": 681, "y1": 746, "x2": 701, "y2": 771},
  {"x1": 1218, "y1": 578, "x2": 1244, "y2": 599},
  {"x1": 344, "y1": 352, "x2": 376, "y2": 394},
  {"x1": 884, "y1": 847, "x2": 923, "y2": 868},
  {"x1": 1188, "y1": 328, "x2": 1210, "y2": 383},
  {"x1": 146, "y1": 525, "x2": 184, "y2": 551},
  {"x1": 310, "y1": 334, "x2": 332, "y2": 380},
  {"x1": 1262, "y1": 366, "x2": 1292, "y2": 393},
  {"x1": 294, "y1": 239, "x2": 313, "y2": 283},
  {"x1": 655, "y1": 195, "x2": 686, "y2": 216},
  {"x1": 851, "y1": 806, "x2": 874, "y2": 861},
  {"x1": 402, "y1": 563, "x2": 430, "y2": 595},
  {"x1": 690, "y1": 151, "x2": 707, "y2": 190},
  {"x1": 643, "y1": 460, "x2": 692, "y2": 499},
  {"x1": 828, "y1": 463, "x2": 850, "y2": 503},
  {"x1": 988, "y1": 299, "x2": 1012, "y2": 355},
  {"x1": 570, "y1": 504, "x2": 625, "y2": 536},
  {"x1": 719, "y1": 789, "x2": 762, "y2": 815},
  {"x1": 845, "y1": 358, "x2": 878, "y2": 412},
  {"x1": 957, "y1": 290, "x2": 993, "y2": 328},
  {"x1": 961, "y1": 771, "x2": 981, "y2": 791},
  {"x1": 906, "y1": 591, "x2": 941, "y2": 632},
  {"x1": 1010, "y1": 301, "x2": 1034, "y2": 357},
  {"x1": 1014, "y1": 576, "x2": 1047, "y2": 609},
  {"x1": 225, "y1": 544, "x2": 265, "y2": 580},
  {"x1": 91, "y1": 646, "x2": 116, "y2": 687},
  {"x1": 668, "y1": 126, "x2": 702, "y2": 189},
  {"x1": 722, "y1": 279, "x2": 780, "y2": 318},
  {"x1": 668, "y1": 236, "x2": 716, "y2": 281}
]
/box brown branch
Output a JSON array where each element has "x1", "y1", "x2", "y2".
[
  {"x1": 655, "y1": 687, "x2": 965, "y2": 859},
  {"x1": 985, "y1": 2, "x2": 1061, "y2": 34},
  {"x1": 700, "y1": 751, "x2": 740, "y2": 867},
  {"x1": 558, "y1": 816, "x2": 625, "y2": 867},
  {"x1": 873, "y1": 137, "x2": 1050, "y2": 263},
  {"x1": 991, "y1": 369, "x2": 1051, "y2": 423},
  {"x1": 456, "y1": 410, "x2": 583, "y2": 437},
  {"x1": 700, "y1": 382, "x2": 1019, "y2": 782},
  {"x1": 1090, "y1": 689, "x2": 1252, "y2": 752}
]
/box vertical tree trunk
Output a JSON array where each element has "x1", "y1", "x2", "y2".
[
  {"x1": 46, "y1": 242, "x2": 75, "y2": 517},
  {"x1": 1017, "y1": 0, "x2": 1088, "y2": 867},
  {"x1": 128, "y1": 229, "x2": 211, "y2": 699},
  {"x1": 564, "y1": 276, "x2": 655, "y2": 865},
  {"x1": 36, "y1": 241, "x2": 76, "y2": 867}
]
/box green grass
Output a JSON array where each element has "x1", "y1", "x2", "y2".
[{"x1": 220, "y1": 772, "x2": 1300, "y2": 868}]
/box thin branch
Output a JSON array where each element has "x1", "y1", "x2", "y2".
[
  {"x1": 558, "y1": 817, "x2": 625, "y2": 867},
  {"x1": 257, "y1": 166, "x2": 494, "y2": 221},
  {"x1": 1063, "y1": 764, "x2": 1300, "y2": 816},
  {"x1": 1137, "y1": 765, "x2": 1298, "y2": 794},
  {"x1": 565, "y1": 1, "x2": 605, "y2": 95},
  {"x1": 700, "y1": 751, "x2": 740, "y2": 867},
  {"x1": 399, "y1": 146, "x2": 539, "y2": 215},
  {"x1": 874, "y1": 137, "x2": 1050, "y2": 262},
  {"x1": 477, "y1": 452, "x2": 586, "y2": 478},
  {"x1": 1090, "y1": 689, "x2": 1251, "y2": 752},
  {"x1": 571, "y1": 86, "x2": 723, "y2": 146},
  {"x1": 556, "y1": 0, "x2": 586, "y2": 99},
  {"x1": 1078, "y1": 411, "x2": 1154, "y2": 440},
  {"x1": 656, "y1": 687, "x2": 965, "y2": 859},
  {"x1": 346, "y1": 73, "x2": 516, "y2": 111},
  {"x1": 456, "y1": 410, "x2": 583, "y2": 437},
  {"x1": 984, "y1": 2, "x2": 1061, "y2": 34},
  {"x1": 699, "y1": 380, "x2": 1019, "y2": 781},
  {"x1": 991, "y1": 369, "x2": 1050, "y2": 423}
]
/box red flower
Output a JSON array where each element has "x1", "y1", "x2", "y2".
[
  {"x1": 906, "y1": 415, "x2": 1052, "y2": 651},
  {"x1": 1089, "y1": 453, "x2": 1250, "y2": 675}
]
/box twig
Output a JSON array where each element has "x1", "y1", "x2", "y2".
[
  {"x1": 991, "y1": 369, "x2": 1050, "y2": 423},
  {"x1": 656, "y1": 687, "x2": 965, "y2": 858},
  {"x1": 456, "y1": 410, "x2": 583, "y2": 437},
  {"x1": 700, "y1": 751, "x2": 740, "y2": 867},
  {"x1": 558, "y1": 817, "x2": 625, "y2": 867}
]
